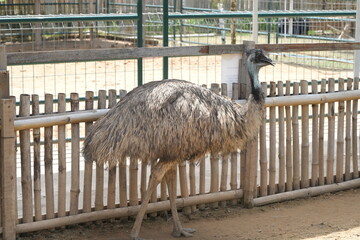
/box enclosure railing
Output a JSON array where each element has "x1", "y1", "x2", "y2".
[
  {"x1": 0, "y1": 78, "x2": 359, "y2": 239},
  {"x1": 0, "y1": 42, "x2": 360, "y2": 240},
  {"x1": 1, "y1": 0, "x2": 356, "y2": 15},
  {"x1": 1, "y1": 7, "x2": 359, "y2": 92}
]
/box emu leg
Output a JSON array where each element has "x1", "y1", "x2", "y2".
[
  {"x1": 130, "y1": 161, "x2": 173, "y2": 240},
  {"x1": 165, "y1": 166, "x2": 196, "y2": 238}
]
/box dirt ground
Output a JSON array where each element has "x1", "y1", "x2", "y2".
[{"x1": 18, "y1": 188, "x2": 360, "y2": 240}]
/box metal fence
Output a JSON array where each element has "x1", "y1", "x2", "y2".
[
  {"x1": 1, "y1": 7, "x2": 359, "y2": 98},
  {"x1": 0, "y1": 0, "x2": 357, "y2": 15},
  {"x1": 1, "y1": 10, "x2": 357, "y2": 50}
]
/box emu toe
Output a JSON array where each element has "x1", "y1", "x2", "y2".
[
  {"x1": 130, "y1": 237, "x2": 152, "y2": 240},
  {"x1": 172, "y1": 228, "x2": 196, "y2": 238}
]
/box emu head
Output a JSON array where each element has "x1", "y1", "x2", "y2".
[
  {"x1": 245, "y1": 49, "x2": 274, "y2": 91},
  {"x1": 246, "y1": 49, "x2": 274, "y2": 70}
]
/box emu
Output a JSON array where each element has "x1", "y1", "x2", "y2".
[{"x1": 82, "y1": 49, "x2": 274, "y2": 240}]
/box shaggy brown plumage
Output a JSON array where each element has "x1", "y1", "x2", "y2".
[
  {"x1": 83, "y1": 79, "x2": 263, "y2": 168},
  {"x1": 82, "y1": 48, "x2": 274, "y2": 240}
]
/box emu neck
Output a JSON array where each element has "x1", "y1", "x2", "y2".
[{"x1": 247, "y1": 64, "x2": 264, "y2": 103}]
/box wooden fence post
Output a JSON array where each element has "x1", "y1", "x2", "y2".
[
  {"x1": 107, "y1": 89, "x2": 117, "y2": 211},
  {"x1": 300, "y1": 80, "x2": 309, "y2": 188},
  {"x1": 327, "y1": 79, "x2": 335, "y2": 184},
  {"x1": 0, "y1": 45, "x2": 10, "y2": 99},
  {"x1": 230, "y1": 83, "x2": 239, "y2": 205},
  {"x1": 57, "y1": 93, "x2": 67, "y2": 217},
  {"x1": 352, "y1": 77, "x2": 359, "y2": 179},
  {"x1": 239, "y1": 41, "x2": 257, "y2": 208},
  {"x1": 95, "y1": 90, "x2": 106, "y2": 211},
  {"x1": 83, "y1": 91, "x2": 94, "y2": 213},
  {"x1": 209, "y1": 83, "x2": 220, "y2": 209},
  {"x1": 44, "y1": 94, "x2": 55, "y2": 219},
  {"x1": 1, "y1": 99, "x2": 16, "y2": 240},
  {"x1": 285, "y1": 81, "x2": 293, "y2": 191},
  {"x1": 70, "y1": 93, "x2": 80, "y2": 215},
  {"x1": 19, "y1": 94, "x2": 33, "y2": 223},
  {"x1": 259, "y1": 82, "x2": 268, "y2": 197},
  {"x1": 311, "y1": 80, "x2": 319, "y2": 187},
  {"x1": 269, "y1": 82, "x2": 276, "y2": 195},
  {"x1": 32, "y1": 94, "x2": 42, "y2": 221},
  {"x1": 220, "y1": 83, "x2": 229, "y2": 208},
  {"x1": 278, "y1": 81, "x2": 285, "y2": 193},
  {"x1": 292, "y1": 82, "x2": 300, "y2": 190}
]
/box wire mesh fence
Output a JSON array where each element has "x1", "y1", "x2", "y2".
[
  {"x1": 1, "y1": 2, "x2": 359, "y2": 99},
  {"x1": 8, "y1": 55, "x2": 222, "y2": 99},
  {"x1": 0, "y1": 0, "x2": 97, "y2": 15},
  {"x1": 8, "y1": 51, "x2": 354, "y2": 100},
  {"x1": 1, "y1": 19, "x2": 138, "y2": 52},
  {"x1": 1, "y1": 14, "x2": 356, "y2": 50},
  {"x1": 1, "y1": 0, "x2": 356, "y2": 15},
  {"x1": 182, "y1": 0, "x2": 357, "y2": 11}
]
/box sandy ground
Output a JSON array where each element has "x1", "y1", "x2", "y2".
[{"x1": 18, "y1": 188, "x2": 360, "y2": 240}]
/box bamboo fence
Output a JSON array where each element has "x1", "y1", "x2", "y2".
[{"x1": 0, "y1": 78, "x2": 359, "y2": 239}]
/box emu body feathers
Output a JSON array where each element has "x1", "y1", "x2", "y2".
[{"x1": 82, "y1": 79, "x2": 263, "y2": 167}]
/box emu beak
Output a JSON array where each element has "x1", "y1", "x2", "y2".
[{"x1": 262, "y1": 56, "x2": 275, "y2": 66}]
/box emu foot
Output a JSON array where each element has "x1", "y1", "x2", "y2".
[
  {"x1": 172, "y1": 228, "x2": 196, "y2": 238},
  {"x1": 130, "y1": 237, "x2": 152, "y2": 240}
]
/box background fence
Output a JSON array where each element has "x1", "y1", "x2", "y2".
[
  {"x1": 1, "y1": 3, "x2": 360, "y2": 98},
  {"x1": 3, "y1": 42, "x2": 359, "y2": 99},
  {"x1": 0, "y1": 0, "x2": 357, "y2": 15}
]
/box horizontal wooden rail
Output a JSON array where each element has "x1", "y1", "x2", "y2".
[
  {"x1": 7, "y1": 46, "x2": 209, "y2": 65},
  {"x1": 7, "y1": 42, "x2": 360, "y2": 65},
  {"x1": 209, "y1": 42, "x2": 360, "y2": 55},
  {"x1": 8, "y1": 90, "x2": 360, "y2": 131},
  {"x1": 257, "y1": 89, "x2": 360, "y2": 107},
  {"x1": 13, "y1": 109, "x2": 108, "y2": 131},
  {"x1": 15, "y1": 189, "x2": 243, "y2": 234},
  {"x1": 253, "y1": 178, "x2": 360, "y2": 206}
]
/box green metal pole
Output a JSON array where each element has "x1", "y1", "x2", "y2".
[
  {"x1": 173, "y1": 0, "x2": 177, "y2": 43},
  {"x1": 180, "y1": 0, "x2": 183, "y2": 44},
  {"x1": 267, "y1": 0, "x2": 272, "y2": 44},
  {"x1": 163, "y1": 0, "x2": 169, "y2": 80},
  {"x1": 137, "y1": 0, "x2": 143, "y2": 86}
]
